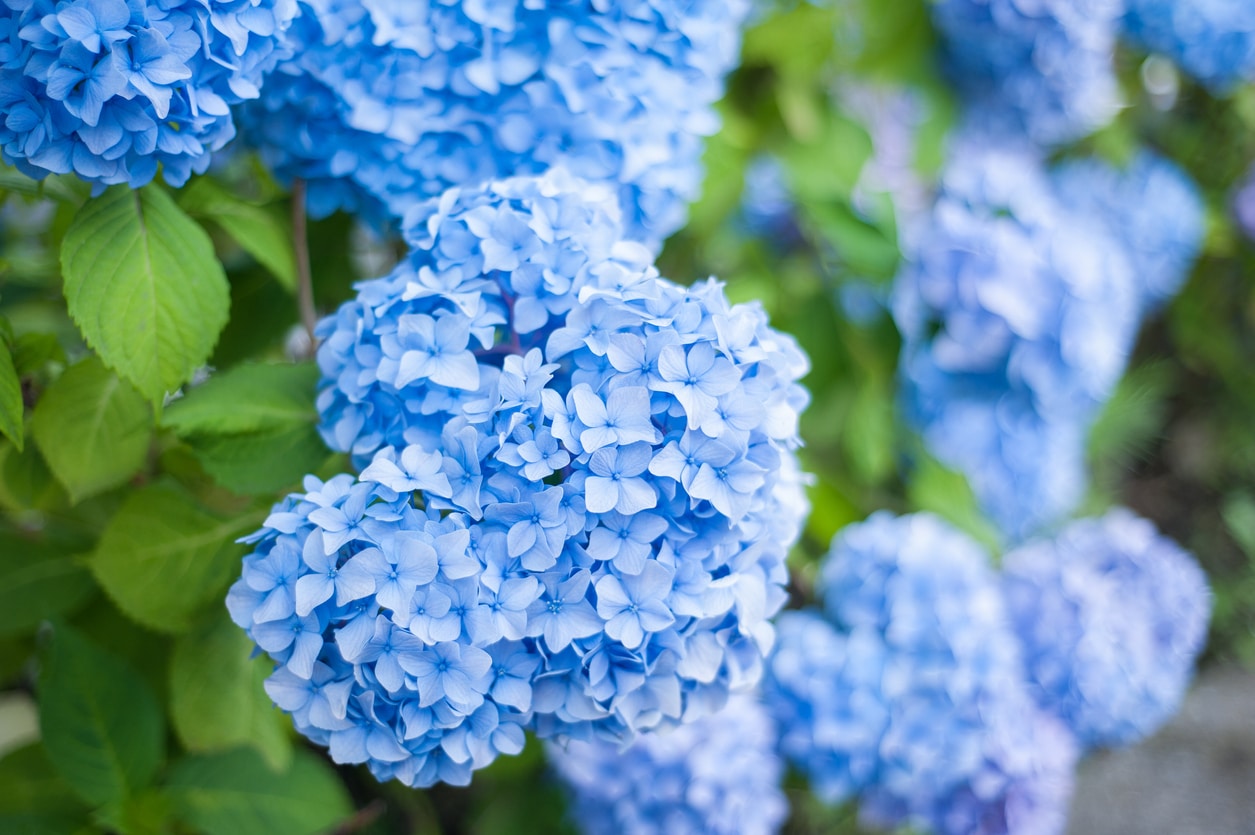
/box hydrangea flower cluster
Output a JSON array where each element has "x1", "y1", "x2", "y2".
[
  {"x1": 0, "y1": 0, "x2": 297, "y2": 187},
  {"x1": 228, "y1": 169, "x2": 810, "y2": 787},
  {"x1": 930, "y1": 0, "x2": 1124, "y2": 145},
  {"x1": 892, "y1": 141, "x2": 1140, "y2": 540},
  {"x1": 1052, "y1": 151, "x2": 1204, "y2": 311},
  {"x1": 1001, "y1": 508, "x2": 1212, "y2": 749},
  {"x1": 547, "y1": 692, "x2": 787, "y2": 835},
  {"x1": 1122, "y1": 0, "x2": 1255, "y2": 92},
  {"x1": 764, "y1": 512, "x2": 1079, "y2": 835},
  {"x1": 241, "y1": 0, "x2": 749, "y2": 245}
]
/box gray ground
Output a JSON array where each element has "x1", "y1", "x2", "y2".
[{"x1": 1067, "y1": 667, "x2": 1255, "y2": 835}]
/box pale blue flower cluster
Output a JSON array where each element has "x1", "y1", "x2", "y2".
[
  {"x1": 0, "y1": 0, "x2": 297, "y2": 187},
  {"x1": 764, "y1": 513, "x2": 1079, "y2": 835},
  {"x1": 930, "y1": 0, "x2": 1123, "y2": 144},
  {"x1": 547, "y1": 692, "x2": 787, "y2": 835},
  {"x1": 1052, "y1": 151, "x2": 1205, "y2": 311},
  {"x1": 1122, "y1": 0, "x2": 1255, "y2": 92},
  {"x1": 893, "y1": 142, "x2": 1140, "y2": 540},
  {"x1": 1001, "y1": 508, "x2": 1212, "y2": 749},
  {"x1": 242, "y1": 0, "x2": 748, "y2": 244},
  {"x1": 229, "y1": 170, "x2": 810, "y2": 787}
]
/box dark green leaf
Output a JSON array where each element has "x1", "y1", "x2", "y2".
[
  {"x1": 10, "y1": 332, "x2": 66, "y2": 378},
  {"x1": 167, "y1": 748, "x2": 352, "y2": 835},
  {"x1": 906, "y1": 454, "x2": 1003, "y2": 556},
  {"x1": 61, "y1": 185, "x2": 230, "y2": 403},
  {"x1": 38, "y1": 624, "x2": 164, "y2": 806},
  {"x1": 169, "y1": 612, "x2": 291, "y2": 771},
  {"x1": 179, "y1": 178, "x2": 297, "y2": 292},
  {"x1": 188, "y1": 422, "x2": 330, "y2": 495},
  {"x1": 89, "y1": 482, "x2": 258, "y2": 633},
  {"x1": 0, "y1": 531, "x2": 94, "y2": 637},
  {"x1": 0, "y1": 336, "x2": 22, "y2": 450},
  {"x1": 31, "y1": 357, "x2": 151, "y2": 504},
  {"x1": 0, "y1": 743, "x2": 93, "y2": 834},
  {"x1": 0, "y1": 441, "x2": 65, "y2": 513}
]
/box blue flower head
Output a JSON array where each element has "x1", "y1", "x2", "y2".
[
  {"x1": 1123, "y1": 0, "x2": 1255, "y2": 92},
  {"x1": 547, "y1": 692, "x2": 787, "y2": 835},
  {"x1": 893, "y1": 140, "x2": 1141, "y2": 541},
  {"x1": 765, "y1": 512, "x2": 1077, "y2": 835},
  {"x1": 1053, "y1": 151, "x2": 1204, "y2": 311},
  {"x1": 0, "y1": 0, "x2": 299, "y2": 187},
  {"x1": 931, "y1": 0, "x2": 1123, "y2": 145},
  {"x1": 239, "y1": 0, "x2": 750, "y2": 246},
  {"x1": 1001, "y1": 508, "x2": 1212, "y2": 749},
  {"x1": 229, "y1": 169, "x2": 811, "y2": 787}
]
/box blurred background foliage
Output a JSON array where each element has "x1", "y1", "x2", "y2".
[{"x1": 1, "y1": 0, "x2": 1254, "y2": 833}]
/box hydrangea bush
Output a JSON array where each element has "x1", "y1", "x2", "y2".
[
  {"x1": 765, "y1": 513, "x2": 1080, "y2": 835},
  {"x1": 241, "y1": 0, "x2": 749, "y2": 243},
  {"x1": 1002, "y1": 508, "x2": 1213, "y2": 748},
  {"x1": 1122, "y1": 0, "x2": 1255, "y2": 92},
  {"x1": 929, "y1": 0, "x2": 1123, "y2": 144},
  {"x1": 547, "y1": 692, "x2": 788, "y2": 835},
  {"x1": 0, "y1": 0, "x2": 298, "y2": 187},
  {"x1": 227, "y1": 169, "x2": 810, "y2": 786}
]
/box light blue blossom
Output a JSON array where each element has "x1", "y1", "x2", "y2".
[
  {"x1": 931, "y1": 0, "x2": 1124, "y2": 144},
  {"x1": 233, "y1": 170, "x2": 811, "y2": 788},
  {"x1": 1123, "y1": 0, "x2": 1255, "y2": 92},
  {"x1": 548, "y1": 693, "x2": 787, "y2": 835},
  {"x1": 240, "y1": 0, "x2": 751, "y2": 245},
  {"x1": 1001, "y1": 508, "x2": 1212, "y2": 749},
  {"x1": 0, "y1": 0, "x2": 298, "y2": 187}
]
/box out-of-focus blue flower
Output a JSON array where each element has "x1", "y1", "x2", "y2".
[
  {"x1": 931, "y1": 0, "x2": 1124, "y2": 145},
  {"x1": 764, "y1": 512, "x2": 1077, "y2": 835},
  {"x1": 240, "y1": 0, "x2": 749, "y2": 246},
  {"x1": 1053, "y1": 151, "x2": 1204, "y2": 311},
  {"x1": 231, "y1": 169, "x2": 811, "y2": 787},
  {"x1": 0, "y1": 0, "x2": 298, "y2": 188},
  {"x1": 1234, "y1": 163, "x2": 1255, "y2": 240},
  {"x1": 893, "y1": 141, "x2": 1140, "y2": 541},
  {"x1": 1001, "y1": 508, "x2": 1212, "y2": 749},
  {"x1": 1122, "y1": 0, "x2": 1255, "y2": 92},
  {"x1": 547, "y1": 692, "x2": 787, "y2": 835}
]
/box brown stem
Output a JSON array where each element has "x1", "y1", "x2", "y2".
[{"x1": 291, "y1": 178, "x2": 318, "y2": 356}]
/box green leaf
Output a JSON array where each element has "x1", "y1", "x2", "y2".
[
  {"x1": 163, "y1": 363, "x2": 318, "y2": 436},
  {"x1": 38, "y1": 623, "x2": 164, "y2": 806},
  {"x1": 167, "y1": 748, "x2": 352, "y2": 835},
  {"x1": 163, "y1": 363, "x2": 326, "y2": 494},
  {"x1": 89, "y1": 482, "x2": 258, "y2": 633},
  {"x1": 187, "y1": 423, "x2": 330, "y2": 495},
  {"x1": 0, "y1": 441, "x2": 65, "y2": 512},
  {"x1": 31, "y1": 357, "x2": 151, "y2": 503},
  {"x1": 906, "y1": 454, "x2": 1004, "y2": 557},
  {"x1": 169, "y1": 613, "x2": 291, "y2": 772},
  {"x1": 0, "y1": 743, "x2": 93, "y2": 834},
  {"x1": 0, "y1": 337, "x2": 22, "y2": 451},
  {"x1": 179, "y1": 178, "x2": 297, "y2": 292},
  {"x1": 0, "y1": 532, "x2": 94, "y2": 637},
  {"x1": 61, "y1": 185, "x2": 230, "y2": 403}
]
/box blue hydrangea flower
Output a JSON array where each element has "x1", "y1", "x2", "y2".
[
  {"x1": 892, "y1": 141, "x2": 1140, "y2": 540},
  {"x1": 1122, "y1": 0, "x2": 1255, "y2": 92},
  {"x1": 930, "y1": 0, "x2": 1124, "y2": 145},
  {"x1": 240, "y1": 0, "x2": 749, "y2": 246},
  {"x1": 1000, "y1": 508, "x2": 1212, "y2": 749},
  {"x1": 1052, "y1": 151, "x2": 1204, "y2": 311},
  {"x1": 764, "y1": 512, "x2": 1078, "y2": 835},
  {"x1": 1234, "y1": 163, "x2": 1255, "y2": 241},
  {"x1": 229, "y1": 169, "x2": 811, "y2": 787},
  {"x1": 547, "y1": 692, "x2": 787, "y2": 835},
  {"x1": 0, "y1": 0, "x2": 298, "y2": 187}
]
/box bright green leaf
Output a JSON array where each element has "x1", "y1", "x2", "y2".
[
  {"x1": 0, "y1": 532, "x2": 94, "y2": 637},
  {"x1": 61, "y1": 185, "x2": 230, "y2": 403},
  {"x1": 188, "y1": 422, "x2": 330, "y2": 495},
  {"x1": 167, "y1": 748, "x2": 352, "y2": 835},
  {"x1": 89, "y1": 482, "x2": 258, "y2": 633},
  {"x1": 170, "y1": 612, "x2": 291, "y2": 771},
  {"x1": 31, "y1": 357, "x2": 151, "y2": 503},
  {"x1": 0, "y1": 337, "x2": 22, "y2": 451},
  {"x1": 179, "y1": 178, "x2": 296, "y2": 292},
  {"x1": 38, "y1": 624, "x2": 163, "y2": 806},
  {"x1": 163, "y1": 363, "x2": 318, "y2": 437},
  {"x1": 0, "y1": 441, "x2": 65, "y2": 512},
  {"x1": 906, "y1": 454, "x2": 1003, "y2": 556}
]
